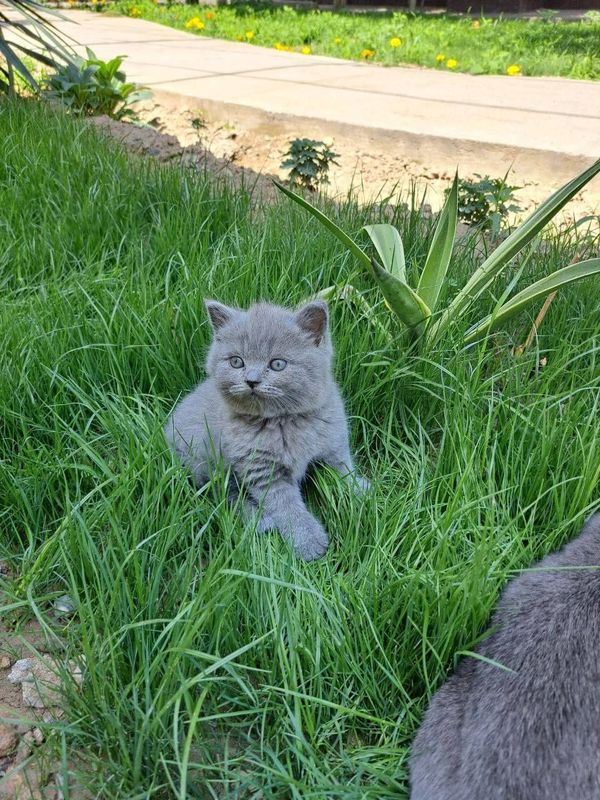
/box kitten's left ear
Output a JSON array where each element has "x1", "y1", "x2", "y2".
[
  {"x1": 295, "y1": 301, "x2": 328, "y2": 346},
  {"x1": 204, "y1": 300, "x2": 238, "y2": 332}
]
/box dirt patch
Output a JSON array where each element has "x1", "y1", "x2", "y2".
[
  {"x1": 89, "y1": 92, "x2": 599, "y2": 223},
  {"x1": 0, "y1": 570, "x2": 88, "y2": 800}
]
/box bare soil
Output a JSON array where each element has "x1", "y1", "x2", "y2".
[
  {"x1": 0, "y1": 569, "x2": 88, "y2": 800},
  {"x1": 89, "y1": 93, "x2": 599, "y2": 223}
]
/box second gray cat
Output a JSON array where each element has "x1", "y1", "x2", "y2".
[
  {"x1": 164, "y1": 299, "x2": 368, "y2": 561},
  {"x1": 410, "y1": 512, "x2": 600, "y2": 800}
]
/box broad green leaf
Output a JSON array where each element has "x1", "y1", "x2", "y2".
[
  {"x1": 464, "y1": 258, "x2": 600, "y2": 343},
  {"x1": 431, "y1": 158, "x2": 600, "y2": 341},
  {"x1": 417, "y1": 172, "x2": 458, "y2": 313},
  {"x1": 363, "y1": 224, "x2": 406, "y2": 281},
  {"x1": 273, "y1": 181, "x2": 370, "y2": 270},
  {"x1": 371, "y1": 259, "x2": 431, "y2": 339}
]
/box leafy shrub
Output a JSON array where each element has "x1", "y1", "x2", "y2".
[
  {"x1": 280, "y1": 138, "x2": 339, "y2": 191},
  {"x1": 453, "y1": 173, "x2": 522, "y2": 235},
  {"x1": 44, "y1": 50, "x2": 150, "y2": 119}
]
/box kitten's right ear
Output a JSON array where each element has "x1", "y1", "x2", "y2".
[{"x1": 204, "y1": 300, "x2": 237, "y2": 332}]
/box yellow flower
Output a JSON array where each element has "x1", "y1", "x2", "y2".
[
  {"x1": 471, "y1": 20, "x2": 480, "y2": 28},
  {"x1": 205, "y1": 10, "x2": 215, "y2": 19},
  {"x1": 334, "y1": 37, "x2": 342, "y2": 44},
  {"x1": 245, "y1": 30, "x2": 254, "y2": 40},
  {"x1": 185, "y1": 17, "x2": 205, "y2": 30},
  {"x1": 435, "y1": 53, "x2": 445, "y2": 62},
  {"x1": 128, "y1": 5, "x2": 141, "y2": 16},
  {"x1": 301, "y1": 46, "x2": 311, "y2": 54},
  {"x1": 274, "y1": 42, "x2": 292, "y2": 51},
  {"x1": 360, "y1": 48, "x2": 375, "y2": 59},
  {"x1": 389, "y1": 37, "x2": 401, "y2": 48},
  {"x1": 506, "y1": 63, "x2": 521, "y2": 76},
  {"x1": 446, "y1": 58, "x2": 458, "y2": 69}
]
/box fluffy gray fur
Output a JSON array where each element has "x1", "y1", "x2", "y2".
[
  {"x1": 164, "y1": 299, "x2": 368, "y2": 561},
  {"x1": 410, "y1": 512, "x2": 600, "y2": 800}
]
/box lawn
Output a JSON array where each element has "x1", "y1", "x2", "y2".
[
  {"x1": 1, "y1": 98, "x2": 600, "y2": 798},
  {"x1": 108, "y1": 1, "x2": 600, "y2": 79}
]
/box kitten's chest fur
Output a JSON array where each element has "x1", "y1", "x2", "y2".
[{"x1": 224, "y1": 409, "x2": 329, "y2": 485}]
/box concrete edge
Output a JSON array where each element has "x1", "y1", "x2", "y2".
[{"x1": 149, "y1": 88, "x2": 597, "y2": 187}]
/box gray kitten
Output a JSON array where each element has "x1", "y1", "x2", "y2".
[
  {"x1": 164, "y1": 299, "x2": 368, "y2": 561},
  {"x1": 410, "y1": 512, "x2": 600, "y2": 800}
]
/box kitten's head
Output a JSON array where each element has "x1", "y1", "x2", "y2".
[{"x1": 204, "y1": 299, "x2": 333, "y2": 417}]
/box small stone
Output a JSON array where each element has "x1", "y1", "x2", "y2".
[
  {"x1": 7, "y1": 659, "x2": 33, "y2": 684},
  {"x1": 8, "y1": 657, "x2": 83, "y2": 709},
  {"x1": 0, "y1": 724, "x2": 18, "y2": 758},
  {"x1": 12, "y1": 738, "x2": 32, "y2": 766},
  {"x1": 31, "y1": 728, "x2": 44, "y2": 746},
  {"x1": 0, "y1": 656, "x2": 11, "y2": 669},
  {"x1": 0, "y1": 764, "x2": 42, "y2": 799},
  {"x1": 0, "y1": 561, "x2": 11, "y2": 578},
  {"x1": 53, "y1": 595, "x2": 76, "y2": 618}
]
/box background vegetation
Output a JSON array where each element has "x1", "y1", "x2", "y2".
[
  {"x1": 107, "y1": 2, "x2": 600, "y2": 80},
  {"x1": 1, "y1": 99, "x2": 599, "y2": 797}
]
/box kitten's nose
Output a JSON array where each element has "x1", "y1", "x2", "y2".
[{"x1": 246, "y1": 379, "x2": 260, "y2": 389}]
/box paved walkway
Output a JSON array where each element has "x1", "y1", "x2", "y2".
[{"x1": 54, "y1": 11, "x2": 600, "y2": 181}]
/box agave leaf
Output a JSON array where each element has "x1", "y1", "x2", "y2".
[
  {"x1": 273, "y1": 180, "x2": 371, "y2": 270},
  {"x1": 0, "y1": 0, "x2": 76, "y2": 93},
  {"x1": 371, "y1": 259, "x2": 431, "y2": 339},
  {"x1": 464, "y1": 258, "x2": 600, "y2": 343},
  {"x1": 431, "y1": 158, "x2": 600, "y2": 342},
  {"x1": 363, "y1": 224, "x2": 406, "y2": 281},
  {"x1": 0, "y1": 39, "x2": 38, "y2": 90},
  {"x1": 417, "y1": 172, "x2": 458, "y2": 314}
]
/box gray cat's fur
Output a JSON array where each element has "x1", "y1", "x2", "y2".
[
  {"x1": 164, "y1": 299, "x2": 367, "y2": 561},
  {"x1": 410, "y1": 512, "x2": 600, "y2": 800}
]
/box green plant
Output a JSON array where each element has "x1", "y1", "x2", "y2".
[
  {"x1": 280, "y1": 138, "x2": 340, "y2": 191},
  {"x1": 0, "y1": 0, "x2": 74, "y2": 95},
  {"x1": 453, "y1": 173, "x2": 522, "y2": 235},
  {"x1": 536, "y1": 8, "x2": 561, "y2": 23},
  {"x1": 111, "y1": 1, "x2": 600, "y2": 80},
  {"x1": 275, "y1": 160, "x2": 600, "y2": 348},
  {"x1": 43, "y1": 49, "x2": 150, "y2": 119}
]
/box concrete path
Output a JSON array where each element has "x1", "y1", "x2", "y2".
[{"x1": 54, "y1": 11, "x2": 600, "y2": 182}]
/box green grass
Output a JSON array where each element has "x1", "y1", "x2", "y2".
[
  {"x1": 105, "y1": 2, "x2": 600, "y2": 79},
  {"x1": 1, "y1": 98, "x2": 600, "y2": 798}
]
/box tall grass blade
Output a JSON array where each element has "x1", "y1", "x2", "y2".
[{"x1": 465, "y1": 258, "x2": 600, "y2": 343}]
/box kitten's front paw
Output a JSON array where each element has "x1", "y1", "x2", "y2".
[
  {"x1": 291, "y1": 515, "x2": 329, "y2": 562},
  {"x1": 256, "y1": 511, "x2": 277, "y2": 534},
  {"x1": 244, "y1": 501, "x2": 276, "y2": 534}
]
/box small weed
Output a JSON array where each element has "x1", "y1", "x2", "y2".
[
  {"x1": 453, "y1": 174, "x2": 522, "y2": 234},
  {"x1": 280, "y1": 138, "x2": 339, "y2": 191},
  {"x1": 536, "y1": 8, "x2": 561, "y2": 23},
  {"x1": 190, "y1": 113, "x2": 207, "y2": 132}
]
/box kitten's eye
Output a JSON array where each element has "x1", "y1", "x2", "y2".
[
  {"x1": 229, "y1": 356, "x2": 244, "y2": 369},
  {"x1": 270, "y1": 358, "x2": 287, "y2": 371}
]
